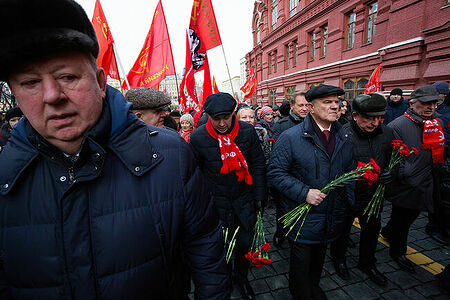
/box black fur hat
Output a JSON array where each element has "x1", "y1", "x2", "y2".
[{"x1": 0, "y1": 0, "x2": 99, "y2": 81}]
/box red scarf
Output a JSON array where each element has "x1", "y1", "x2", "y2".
[
  {"x1": 181, "y1": 128, "x2": 193, "y2": 143},
  {"x1": 404, "y1": 112, "x2": 445, "y2": 163},
  {"x1": 206, "y1": 116, "x2": 253, "y2": 185}
]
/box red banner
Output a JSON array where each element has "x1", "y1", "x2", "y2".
[
  {"x1": 125, "y1": 0, "x2": 176, "y2": 89},
  {"x1": 92, "y1": 0, "x2": 120, "y2": 80},
  {"x1": 200, "y1": 55, "x2": 213, "y2": 108},
  {"x1": 188, "y1": 0, "x2": 222, "y2": 74},
  {"x1": 241, "y1": 66, "x2": 258, "y2": 101},
  {"x1": 180, "y1": 31, "x2": 198, "y2": 113},
  {"x1": 364, "y1": 64, "x2": 382, "y2": 94},
  {"x1": 212, "y1": 76, "x2": 219, "y2": 93}
]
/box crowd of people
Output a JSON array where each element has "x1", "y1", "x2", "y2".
[{"x1": 0, "y1": 1, "x2": 449, "y2": 300}]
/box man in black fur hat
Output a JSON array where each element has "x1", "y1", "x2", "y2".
[{"x1": 0, "y1": 1, "x2": 228, "y2": 299}]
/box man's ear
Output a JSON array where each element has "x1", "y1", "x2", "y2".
[
  {"x1": 96, "y1": 68, "x2": 107, "y2": 97},
  {"x1": 134, "y1": 111, "x2": 143, "y2": 120}
]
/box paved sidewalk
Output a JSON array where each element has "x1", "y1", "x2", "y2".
[{"x1": 230, "y1": 202, "x2": 450, "y2": 299}]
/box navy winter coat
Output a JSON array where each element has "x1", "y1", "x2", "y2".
[
  {"x1": 383, "y1": 97, "x2": 409, "y2": 124},
  {"x1": 0, "y1": 86, "x2": 228, "y2": 300},
  {"x1": 189, "y1": 120, "x2": 267, "y2": 233},
  {"x1": 267, "y1": 114, "x2": 355, "y2": 244},
  {"x1": 272, "y1": 110, "x2": 304, "y2": 140}
]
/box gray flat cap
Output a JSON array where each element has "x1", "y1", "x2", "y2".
[{"x1": 125, "y1": 87, "x2": 171, "y2": 110}]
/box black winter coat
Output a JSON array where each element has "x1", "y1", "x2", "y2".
[
  {"x1": 0, "y1": 87, "x2": 228, "y2": 300},
  {"x1": 345, "y1": 121, "x2": 393, "y2": 213},
  {"x1": 267, "y1": 114, "x2": 355, "y2": 244},
  {"x1": 386, "y1": 108, "x2": 441, "y2": 212},
  {"x1": 272, "y1": 110, "x2": 304, "y2": 140},
  {"x1": 383, "y1": 97, "x2": 409, "y2": 124},
  {"x1": 189, "y1": 120, "x2": 267, "y2": 233}
]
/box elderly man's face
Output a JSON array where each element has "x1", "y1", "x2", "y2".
[
  {"x1": 291, "y1": 95, "x2": 309, "y2": 118},
  {"x1": 8, "y1": 52, "x2": 106, "y2": 154},
  {"x1": 135, "y1": 108, "x2": 168, "y2": 128},
  {"x1": 209, "y1": 113, "x2": 233, "y2": 134},
  {"x1": 353, "y1": 112, "x2": 382, "y2": 133},
  {"x1": 309, "y1": 95, "x2": 339, "y2": 127},
  {"x1": 410, "y1": 100, "x2": 438, "y2": 119}
]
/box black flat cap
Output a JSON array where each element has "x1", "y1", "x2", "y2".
[
  {"x1": 203, "y1": 92, "x2": 237, "y2": 118},
  {"x1": 0, "y1": 0, "x2": 99, "y2": 81},
  {"x1": 352, "y1": 93, "x2": 387, "y2": 116},
  {"x1": 305, "y1": 84, "x2": 344, "y2": 102},
  {"x1": 410, "y1": 85, "x2": 440, "y2": 103}
]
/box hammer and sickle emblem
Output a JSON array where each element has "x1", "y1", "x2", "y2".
[
  {"x1": 96, "y1": 17, "x2": 108, "y2": 39},
  {"x1": 223, "y1": 137, "x2": 231, "y2": 146}
]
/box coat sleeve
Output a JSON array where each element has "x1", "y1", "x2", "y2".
[
  {"x1": 246, "y1": 126, "x2": 268, "y2": 210},
  {"x1": 267, "y1": 133, "x2": 310, "y2": 203},
  {"x1": 272, "y1": 121, "x2": 283, "y2": 141},
  {"x1": 179, "y1": 142, "x2": 229, "y2": 300}
]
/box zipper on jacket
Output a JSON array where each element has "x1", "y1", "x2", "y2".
[{"x1": 60, "y1": 202, "x2": 75, "y2": 298}]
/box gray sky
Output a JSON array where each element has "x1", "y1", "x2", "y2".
[{"x1": 75, "y1": 0, "x2": 255, "y2": 88}]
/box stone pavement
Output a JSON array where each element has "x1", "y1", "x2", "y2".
[{"x1": 229, "y1": 202, "x2": 450, "y2": 299}]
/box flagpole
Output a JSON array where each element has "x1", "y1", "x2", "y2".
[
  {"x1": 221, "y1": 44, "x2": 236, "y2": 98},
  {"x1": 113, "y1": 42, "x2": 131, "y2": 90}
]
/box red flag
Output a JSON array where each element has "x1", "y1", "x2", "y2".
[
  {"x1": 92, "y1": 0, "x2": 120, "y2": 80},
  {"x1": 364, "y1": 64, "x2": 382, "y2": 94},
  {"x1": 180, "y1": 31, "x2": 198, "y2": 109},
  {"x1": 125, "y1": 0, "x2": 176, "y2": 88},
  {"x1": 200, "y1": 55, "x2": 213, "y2": 107},
  {"x1": 212, "y1": 76, "x2": 219, "y2": 93},
  {"x1": 240, "y1": 66, "x2": 258, "y2": 101},
  {"x1": 188, "y1": 0, "x2": 222, "y2": 73}
]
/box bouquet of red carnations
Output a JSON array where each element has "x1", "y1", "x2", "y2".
[
  {"x1": 363, "y1": 140, "x2": 418, "y2": 220},
  {"x1": 279, "y1": 159, "x2": 381, "y2": 241},
  {"x1": 245, "y1": 211, "x2": 272, "y2": 267}
]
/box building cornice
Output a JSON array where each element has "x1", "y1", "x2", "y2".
[{"x1": 259, "y1": 37, "x2": 425, "y2": 84}]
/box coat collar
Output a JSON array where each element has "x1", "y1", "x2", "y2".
[{"x1": 0, "y1": 86, "x2": 163, "y2": 196}]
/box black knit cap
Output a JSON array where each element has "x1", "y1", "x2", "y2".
[
  {"x1": 0, "y1": 0, "x2": 99, "y2": 81},
  {"x1": 305, "y1": 84, "x2": 344, "y2": 102},
  {"x1": 390, "y1": 88, "x2": 403, "y2": 96},
  {"x1": 203, "y1": 92, "x2": 237, "y2": 118},
  {"x1": 5, "y1": 107, "x2": 23, "y2": 122},
  {"x1": 352, "y1": 93, "x2": 387, "y2": 117}
]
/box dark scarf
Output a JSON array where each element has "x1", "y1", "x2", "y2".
[{"x1": 310, "y1": 116, "x2": 335, "y2": 157}]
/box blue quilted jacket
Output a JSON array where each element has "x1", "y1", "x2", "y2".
[
  {"x1": 0, "y1": 86, "x2": 228, "y2": 300},
  {"x1": 267, "y1": 114, "x2": 355, "y2": 244}
]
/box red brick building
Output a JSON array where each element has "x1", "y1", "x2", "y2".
[{"x1": 245, "y1": 0, "x2": 450, "y2": 106}]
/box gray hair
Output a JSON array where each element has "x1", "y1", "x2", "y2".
[
  {"x1": 291, "y1": 90, "x2": 307, "y2": 105},
  {"x1": 237, "y1": 107, "x2": 254, "y2": 119}
]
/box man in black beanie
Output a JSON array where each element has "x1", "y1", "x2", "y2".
[
  {"x1": 383, "y1": 88, "x2": 408, "y2": 124},
  {"x1": 0, "y1": 106, "x2": 23, "y2": 146},
  {"x1": 190, "y1": 92, "x2": 267, "y2": 300},
  {"x1": 0, "y1": 1, "x2": 228, "y2": 299}
]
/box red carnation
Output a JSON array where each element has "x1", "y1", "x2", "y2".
[
  {"x1": 411, "y1": 147, "x2": 419, "y2": 155},
  {"x1": 399, "y1": 148, "x2": 410, "y2": 156},
  {"x1": 261, "y1": 243, "x2": 271, "y2": 252},
  {"x1": 369, "y1": 158, "x2": 381, "y2": 174}
]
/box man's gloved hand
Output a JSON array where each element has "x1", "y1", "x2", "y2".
[{"x1": 379, "y1": 169, "x2": 393, "y2": 184}]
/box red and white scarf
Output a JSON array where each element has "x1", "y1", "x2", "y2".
[
  {"x1": 206, "y1": 115, "x2": 253, "y2": 185},
  {"x1": 404, "y1": 112, "x2": 445, "y2": 163}
]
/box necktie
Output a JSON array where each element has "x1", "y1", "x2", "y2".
[{"x1": 323, "y1": 129, "x2": 329, "y2": 141}]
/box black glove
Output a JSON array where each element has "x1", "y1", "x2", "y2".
[{"x1": 379, "y1": 169, "x2": 393, "y2": 185}]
